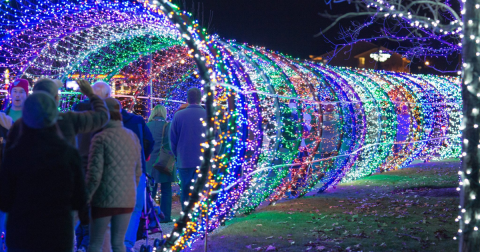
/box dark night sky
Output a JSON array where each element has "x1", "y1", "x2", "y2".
[
  {"x1": 171, "y1": 0, "x2": 459, "y2": 73},
  {"x1": 172, "y1": 0, "x2": 337, "y2": 59}
]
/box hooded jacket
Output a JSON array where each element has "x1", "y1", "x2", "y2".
[{"x1": 0, "y1": 125, "x2": 86, "y2": 251}]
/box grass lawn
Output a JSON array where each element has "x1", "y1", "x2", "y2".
[{"x1": 189, "y1": 159, "x2": 460, "y2": 252}]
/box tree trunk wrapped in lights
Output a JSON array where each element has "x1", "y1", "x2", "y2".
[{"x1": 460, "y1": 0, "x2": 480, "y2": 249}]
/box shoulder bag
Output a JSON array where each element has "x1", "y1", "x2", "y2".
[{"x1": 153, "y1": 122, "x2": 175, "y2": 176}]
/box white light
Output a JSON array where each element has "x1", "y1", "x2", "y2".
[{"x1": 370, "y1": 50, "x2": 391, "y2": 62}]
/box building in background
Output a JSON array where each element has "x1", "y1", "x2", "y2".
[{"x1": 311, "y1": 41, "x2": 410, "y2": 73}]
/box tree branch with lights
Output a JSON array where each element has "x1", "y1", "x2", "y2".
[{"x1": 317, "y1": 0, "x2": 463, "y2": 73}]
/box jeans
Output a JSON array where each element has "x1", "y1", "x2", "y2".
[
  {"x1": 124, "y1": 173, "x2": 145, "y2": 249},
  {"x1": 87, "y1": 213, "x2": 132, "y2": 252},
  {"x1": 75, "y1": 224, "x2": 90, "y2": 249},
  {"x1": 152, "y1": 182, "x2": 172, "y2": 221},
  {"x1": 178, "y1": 168, "x2": 197, "y2": 211}
]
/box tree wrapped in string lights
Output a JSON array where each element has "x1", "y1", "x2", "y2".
[
  {"x1": 0, "y1": 0, "x2": 463, "y2": 251},
  {"x1": 318, "y1": 0, "x2": 462, "y2": 73}
]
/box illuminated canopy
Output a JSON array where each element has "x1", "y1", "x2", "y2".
[{"x1": 0, "y1": 0, "x2": 462, "y2": 250}]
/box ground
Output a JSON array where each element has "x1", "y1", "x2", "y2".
[{"x1": 136, "y1": 159, "x2": 460, "y2": 252}]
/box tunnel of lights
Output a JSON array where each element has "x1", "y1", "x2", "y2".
[{"x1": 0, "y1": 0, "x2": 462, "y2": 250}]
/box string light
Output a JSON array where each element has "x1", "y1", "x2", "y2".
[{"x1": 0, "y1": 0, "x2": 463, "y2": 251}]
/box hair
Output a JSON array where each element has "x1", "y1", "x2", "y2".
[
  {"x1": 110, "y1": 111, "x2": 122, "y2": 121},
  {"x1": 104, "y1": 97, "x2": 121, "y2": 121},
  {"x1": 187, "y1": 87, "x2": 202, "y2": 104},
  {"x1": 148, "y1": 104, "x2": 167, "y2": 122},
  {"x1": 92, "y1": 81, "x2": 111, "y2": 99}
]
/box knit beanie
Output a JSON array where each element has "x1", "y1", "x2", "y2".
[
  {"x1": 9, "y1": 79, "x2": 29, "y2": 94},
  {"x1": 22, "y1": 91, "x2": 58, "y2": 129},
  {"x1": 33, "y1": 79, "x2": 58, "y2": 98}
]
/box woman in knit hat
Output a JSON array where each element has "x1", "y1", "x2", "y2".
[
  {"x1": 85, "y1": 98, "x2": 142, "y2": 252},
  {"x1": 0, "y1": 91, "x2": 87, "y2": 252}
]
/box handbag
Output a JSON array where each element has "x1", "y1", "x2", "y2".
[{"x1": 153, "y1": 122, "x2": 175, "y2": 176}]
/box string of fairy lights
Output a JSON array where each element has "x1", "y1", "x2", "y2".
[{"x1": 0, "y1": 0, "x2": 463, "y2": 251}]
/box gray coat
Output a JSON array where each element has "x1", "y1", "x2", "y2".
[
  {"x1": 85, "y1": 120, "x2": 142, "y2": 208},
  {"x1": 146, "y1": 116, "x2": 178, "y2": 183},
  {"x1": 169, "y1": 104, "x2": 207, "y2": 169}
]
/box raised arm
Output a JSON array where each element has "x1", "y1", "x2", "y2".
[{"x1": 70, "y1": 80, "x2": 109, "y2": 134}]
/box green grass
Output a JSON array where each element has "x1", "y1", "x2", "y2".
[{"x1": 190, "y1": 159, "x2": 460, "y2": 252}]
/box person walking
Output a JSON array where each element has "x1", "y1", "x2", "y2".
[
  {"x1": 120, "y1": 104, "x2": 154, "y2": 251},
  {"x1": 0, "y1": 92, "x2": 87, "y2": 252},
  {"x1": 85, "y1": 98, "x2": 142, "y2": 252},
  {"x1": 72, "y1": 81, "x2": 112, "y2": 251},
  {"x1": 169, "y1": 88, "x2": 206, "y2": 210},
  {"x1": 146, "y1": 105, "x2": 177, "y2": 223}
]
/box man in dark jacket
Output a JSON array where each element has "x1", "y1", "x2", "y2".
[
  {"x1": 71, "y1": 80, "x2": 111, "y2": 251},
  {"x1": 5, "y1": 79, "x2": 108, "y2": 252},
  {"x1": 73, "y1": 80, "x2": 112, "y2": 170},
  {"x1": 121, "y1": 106, "x2": 154, "y2": 251},
  {"x1": 170, "y1": 87, "x2": 207, "y2": 210},
  {"x1": 0, "y1": 92, "x2": 87, "y2": 252}
]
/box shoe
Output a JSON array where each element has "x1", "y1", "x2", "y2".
[{"x1": 76, "y1": 246, "x2": 87, "y2": 252}]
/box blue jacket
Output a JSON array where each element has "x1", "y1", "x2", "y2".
[
  {"x1": 121, "y1": 109, "x2": 154, "y2": 174},
  {"x1": 169, "y1": 104, "x2": 206, "y2": 169}
]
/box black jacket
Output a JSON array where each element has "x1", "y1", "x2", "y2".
[{"x1": 0, "y1": 123, "x2": 87, "y2": 251}]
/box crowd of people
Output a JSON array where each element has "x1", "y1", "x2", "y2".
[{"x1": 0, "y1": 78, "x2": 207, "y2": 252}]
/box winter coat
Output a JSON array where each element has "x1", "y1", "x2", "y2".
[
  {"x1": 0, "y1": 124, "x2": 86, "y2": 251},
  {"x1": 146, "y1": 116, "x2": 177, "y2": 183},
  {"x1": 121, "y1": 109, "x2": 154, "y2": 174},
  {"x1": 85, "y1": 120, "x2": 142, "y2": 208},
  {"x1": 169, "y1": 104, "x2": 207, "y2": 169},
  {"x1": 6, "y1": 94, "x2": 109, "y2": 149}
]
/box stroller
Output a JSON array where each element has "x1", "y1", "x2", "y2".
[{"x1": 138, "y1": 174, "x2": 166, "y2": 252}]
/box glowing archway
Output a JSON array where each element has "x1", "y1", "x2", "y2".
[{"x1": 0, "y1": 0, "x2": 461, "y2": 250}]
